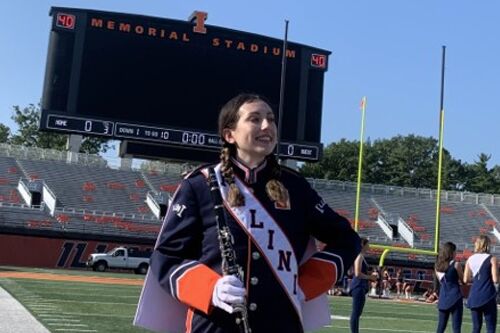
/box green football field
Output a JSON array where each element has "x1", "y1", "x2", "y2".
[{"x1": 0, "y1": 266, "x2": 495, "y2": 332}]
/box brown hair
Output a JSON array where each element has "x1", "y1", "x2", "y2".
[
  {"x1": 361, "y1": 238, "x2": 369, "y2": 247},
  {"x1": 435, "y1": 241, "x2": 456, "y2": 273},
  {"x1": 218, "y1": 93, "x2": 288, "y2": 207},
  {"x1": 474, "y1": 235, "x2": 491, "y2": 254}
]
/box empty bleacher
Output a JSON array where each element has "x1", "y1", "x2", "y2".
[
  {"x1": 0, "y1": 156, "x2": 22, "y2": 205},
  {"x1": 310, "y1": 179, "x2": 391, "y2": 243},
  {"x1": 0, "y1": 204, "x2": 59, "y2": 231},
  {"x1": 52, "y1": 210, "x2": 160, "y2": 238},
  {"x1": 140, "y1": 168, "x2": 183, "y2": 196},
  {"x1": 17, "y1": 159, "x2": 154, "y2": 218}
]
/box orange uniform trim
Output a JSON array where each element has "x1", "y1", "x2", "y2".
[
  {"x1": 298, "y1": 258, "x2": 337, "y2": 301},
  {"x1": 177, "y1": 264, "x2": 221, "y2": 314},
  {"x1": 185, "y1": 308, "x2": 194, "y2": 333}
]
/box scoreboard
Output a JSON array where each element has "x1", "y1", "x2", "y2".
[{"x1": 40, "y1": 7, "x2": 331, "y2": 162}]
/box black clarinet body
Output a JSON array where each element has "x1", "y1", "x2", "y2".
[{"x1": 207, "y1": 167, "x2": 251, "y2": 333}]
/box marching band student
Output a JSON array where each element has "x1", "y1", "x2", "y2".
[
  {"x1": 435, "y1": 242, "x2": 463, "y2": 333},
  {"x1": 349, "y1": 238, "x2": 377, "y2": 333},
  {"x1": 136, "y1": 93, "x2": 361, "y2": 333},
  {"x1": 464, "y1": 235, "x2": 498, "y2": 333}
]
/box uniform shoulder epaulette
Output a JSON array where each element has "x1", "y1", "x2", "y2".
[
  {"x1": 280, "y1": 164, "x2": 303, "y2": 178},
  {"x1": 182, "y1": 163, "x2": 215, "y2": 179}
]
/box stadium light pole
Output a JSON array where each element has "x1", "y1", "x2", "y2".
[
  {"x1": 276, "y1": 19, "x2": 289, "y2": 164},
  {"x1": 434, "y1": 45, "x2": 446, "y2": 254}
]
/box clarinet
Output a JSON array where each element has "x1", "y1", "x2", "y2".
[{"x1": 207, "y1": 167, "x2": 251, "y2": 333}]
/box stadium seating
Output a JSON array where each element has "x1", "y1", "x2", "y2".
[
  {"x1": 312, "y1": 179, "x2": 390, "y2": 243},
  {"x1": 140, "y1": 168, "x2": 183, "y2": 196},
  {"x1": 17, "y1": 159, "x2": 156, "y2": 218},
  {"x1": 0, "y1": 204, "x2": 58, "y2": 231},
  {"x1": 0, "y1": 156, "x2": 22, "y2": 204},
  {"x1": 1, "y1": 144, "x2": 500, "y2": 259}
]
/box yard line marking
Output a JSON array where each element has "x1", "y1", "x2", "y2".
[
  {"x1": 62, "y1": 312, "x2": 131, "y2": 319},
  {"x1": 48, "y1": 323, "x2": 88, "y2": 327},
  {"x1": 331, "y1": 315, "x2": 350, "y2": 320},
  {"x1": 34, "y1": 292, "x2": 138, "y2": 298},
  {"x1": 44, "y1": 299, "x2": 136, "y2": 305},
  {"x1": 54, "y1": 328, "x2": 97, "y2": 332},
  {"x1": 332, "y1": 325, "x2": 434, "y2": 332},
  {"x1": 13, "y1": 280, "x2": 140, "y2": 288},
  {"x1": 29, "y1": 302, "x2": 57, "y2": 305}
]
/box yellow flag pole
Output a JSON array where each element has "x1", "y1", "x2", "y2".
[
  {"x1": 434, "y1": 108, "x2": 445, "y2": 253},
  {"x1": 354, "y1": 97, "x2": 367, "y2": 232},
  {"x1": 434, "y1": 45, "x2": 446, "y2": 253}
]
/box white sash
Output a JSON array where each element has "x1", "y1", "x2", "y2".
[{"x1": 213, "y1": 164, "x2": 331, "y2": 331}]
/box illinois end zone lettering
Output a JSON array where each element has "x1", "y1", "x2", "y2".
[
  {"x1": 57, "y1": 241, "x2": 75, "y2": 267},
  {"x1": 56, "y1": 242, "x2": 89, "y2": 268},
  {"x1": 70, "y1": 243, "x2": 89, "y2": 268}
]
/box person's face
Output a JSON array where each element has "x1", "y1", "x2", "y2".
[{"x1": 223, "y1": 100, "x2": 277, "y2": 166}]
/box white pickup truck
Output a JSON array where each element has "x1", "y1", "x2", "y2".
[{"x1": 87, "y1": 247, "x2": 151, "y2": 274}]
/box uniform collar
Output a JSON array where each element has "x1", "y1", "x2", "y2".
[{"x1": 230, "y1": 157, "x2": 269, "y2": 184}]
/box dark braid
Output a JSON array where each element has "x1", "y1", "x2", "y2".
[
  {"x1": 220, "y1": 144, "x2": 244, "y2": 207},
  {"x1": 265, "y1": 154, "x2": 289, "y2": 205}
]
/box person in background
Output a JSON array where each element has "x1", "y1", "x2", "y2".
[
  {"x1": 349, "y1": 238, "x2": 377, "y2": 333},
  {"x1": 464, "y1": 235, "x2": 498, "y2": 333},
  {"x1": 402, "y1": 273, "x2": 414, "y2": 300},
  {"x1": 369, "y1": 268, "x2": 380, "y2": 297},
  {"x1": 381, "y1": 268, "x2": 392, "y2": 297},
  {"x1": 423, "y1": 288, "x2": 439, "y2": 304},
  {"x1": 435, "y1": 241, "x2": 463, "y2": 333},
  {"x1": 395, "y1": 269, "x2": 404, "y2": 298},
  {"x1": 140, "y1": 93, "x2": 361, "y2": 333}
]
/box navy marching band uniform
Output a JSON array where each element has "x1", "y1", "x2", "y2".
[
  {"x1": 149, "y1": 158, "x2": 361, "y2": 333},
  {"x1": 349, "y1": 256, "x2": 369, "y2": 333},
  {"x1": 467, "y1": 253, "x2": 497, "y2": 333},
  {"x1": 436, "y1": 260, "x2": 463, "y2": 333}
]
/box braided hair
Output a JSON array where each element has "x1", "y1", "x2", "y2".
[{"x1": 218, "y1": 93, "x2": 289, "y2": 207}]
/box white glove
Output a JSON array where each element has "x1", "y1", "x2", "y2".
[{"x1": 211, "y1": 275, "x2": 246, "y2": 314}]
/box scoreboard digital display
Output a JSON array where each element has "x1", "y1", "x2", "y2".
[{"x1": 40, "y1": 7, "x2": 331, "y2": 162}]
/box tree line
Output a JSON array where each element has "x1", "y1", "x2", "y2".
[
  {"x1": 300, "y1": 136, "x2": 500, "y2": 195},
  {"x1": 1, "y1": 104, "x2": 499, "y2": 195}
]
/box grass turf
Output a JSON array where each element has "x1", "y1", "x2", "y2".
[{"x1": 0, "y1": 266, "x2": 495, "y2": 332}]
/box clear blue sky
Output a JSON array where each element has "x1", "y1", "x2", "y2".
[{"x1": 1, "y1": 1, "x2": 499, "y2": 167}]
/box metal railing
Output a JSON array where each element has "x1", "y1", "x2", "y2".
[
  {"x1": 53, "y1": 206, "x2": 159, "y2": 222},
  {"x1": 307, "y1": 177, "x2": 500, "y2": 206}
]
